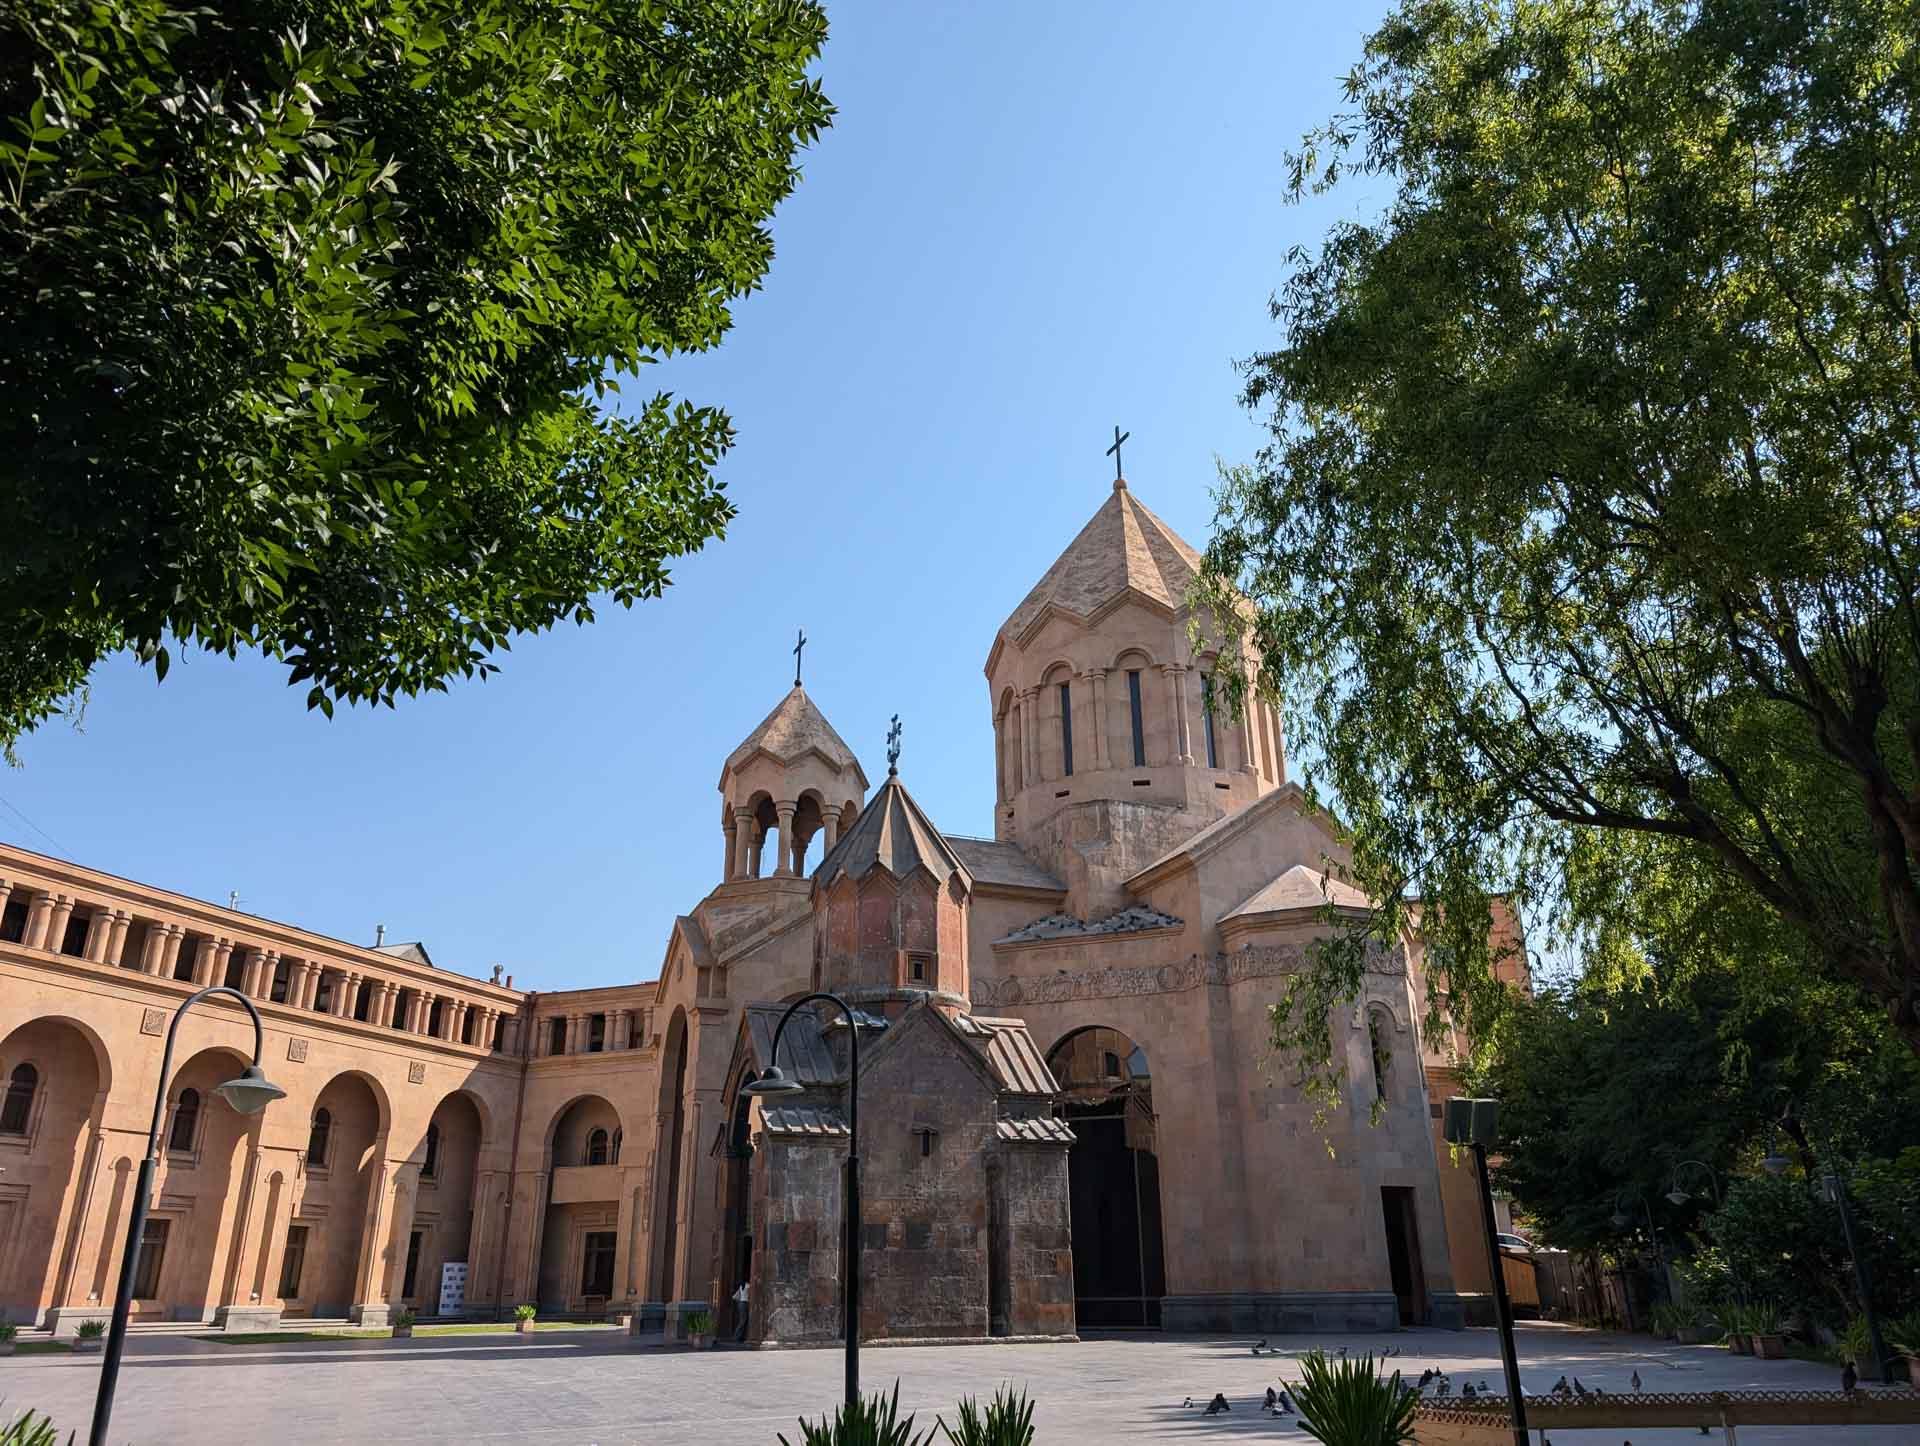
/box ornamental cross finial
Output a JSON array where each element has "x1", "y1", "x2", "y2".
[
  {"x1": 793, "y1": 628, "x2": 807, "y2": 687},
  {"x1": 886, "y1": 714, "x2": 902, "y2": 776},
  {"x1": 1106, "y1": 424, "x2": 1130, "y2": 482}
]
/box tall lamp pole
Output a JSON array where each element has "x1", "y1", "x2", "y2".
[
  {"x1": 1610, "y1": 1189, "x2": 1670, "y2": 1306},
  {"x1": 1446, "y1": 1098, "x2": 1526, "y2": 1446},
  {"x1": 90, "y1": 987, "x2": 286, "y2": 1446},
  {"x1": 744, "y1": 991, "x2": 862, "y2": 1410}
]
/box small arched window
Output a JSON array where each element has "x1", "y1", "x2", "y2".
[
  {"x1": 0, "y1": 1063, "x2": 37, "y2": 1134},
  {"x1": 307, "y1": 1107, "x2": 332, "y2": 1167},
  {"x1": 611, "y1": 1127, "x2": 623, "y2": 1165},
  {"x1": 167, "y1": 1088, "x2": 200, "y2": 1154},
  {"x1": 422, "y1": 1122, "x2": 441, "y2": 1180},
  {"x1": 585, "y1": 1127, "x2": 609, "y2": 1166},
  {"x1": 1368, "y1": 1010, "x2": 1391, "y2": 1102}
]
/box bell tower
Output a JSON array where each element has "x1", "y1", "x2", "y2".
[{"x1": 717, "y1": 685, "x2": 866, "y2": 886}]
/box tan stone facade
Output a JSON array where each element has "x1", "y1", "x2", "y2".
[{"x1": 0, "y1": 473, "x2": 1516, "y2": 1339}]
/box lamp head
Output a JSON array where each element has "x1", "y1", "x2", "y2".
[
  {"x1": 1609, "y1": 1210, "x2": 1630, "y2": 1230},
  {"x1": 212, "y1": 1064, "x2": 286, "y2": 1115},
  {"x1": 1666, "y1": 1187, "x2": 1691, "y2": 1207},
  {"x1": 741, "y1": 1066, "x2": 803, "y2": 1097}
]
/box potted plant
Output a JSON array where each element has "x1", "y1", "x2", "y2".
[
  {"x1": 72, "y1": 1320, "x2": 106, "y2": 1354},
  {"x1": 779, "y1": 1383, "x2": 935, "y2": 1446},
  {"x1": 685, "y1": 1309, "x2": 713, "y2": 1351},
  {"x1": 1284, "y1": 1350, "x2": 1417, "y2": 1446},
  {"x1": 1749, "y1": 1304, "x2": 1787, "y2": 1359},
  {"x1": 0, "y1": 1321, "x2": 16, "y2": 1357},
  {"x1": 513, "y1": 1304, "x2": 537, "y2": 1335},
  {"x1": 1675, "y1": 1306, "x2": 1715, "y2": 1346},
  {"x1": 1716, "y1": 1304, "x2": 1751, "y2": 1354},
  {"x1": 391, "y1": 1308, "x2": 416, "y2": 1340}
]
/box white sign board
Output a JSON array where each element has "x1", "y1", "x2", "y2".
[{"x1": 438, "y1": 1260, "x2": 468, "y2": 1318}]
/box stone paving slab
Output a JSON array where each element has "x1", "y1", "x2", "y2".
[{"x1": 2, "y1": 1322, "x2": 1915, "y2": 1445}]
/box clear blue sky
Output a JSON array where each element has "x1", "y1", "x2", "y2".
[{"x1": 1, "y1": 2, "x2": 1395, "y2": 991}]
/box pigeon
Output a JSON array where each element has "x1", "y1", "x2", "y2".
[
  {"x1": 1203, "y1": 1393, "x2": 1231, "y2": 1416},
  {"x1": 1462, "y1": 1383, "x2": 1476, "y2": 1400},
  {"x1": 1418, "y1": 1369, "x2": 1435, "y2": 1388},
  {"x1": 1551, "y1": 1375, "x2": 1570, "y2": 1396},
  {"x1": 1480, "y1": 1381, "x2": 1490, "y2": 1394},
  {"x1": 1574, "y1": 1377, "x2": 1589, "y2": 1398},
  {"x1": 1842, "y1": 1359, "x2": 1859, "y2": 1396},
  {"x1": 1436, "y1": 1379, "x2": 1451, "y2": 1396},
  {"x1": 1265, "y1": 1387, "x2": 1278, "y2": 1414},
  {"x1": 1278, "y1": 1391, "x2": 1293, "y2": 1416},
  {"x1": 1631, "y1": 1370, "x2": 1641, "y2": 1392},
  {"x1": 1338, "y1": 1345, "x2": 1348, "y2": 1357},
  {"x1": 1254, "y1": 1338, "x2": 1269, "y2": 1353},
  {"x1": 1182, "y1": 1397, "x2": 1193, "y2": 1409}
]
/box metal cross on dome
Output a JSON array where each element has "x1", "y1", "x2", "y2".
[
  {"x1": 1106, "y1": 424, "x2": 1130, "y2": 481},
  {"x1": 886, "y1": 714, "x2": 902, "y2": 775},
  {"x1": 793, "y1": 628, "x2": 807, "y2": 687}
]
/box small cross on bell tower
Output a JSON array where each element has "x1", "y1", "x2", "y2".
[
  {"x1": 1106, "y1": 425, "x2": 1130, "y2": 488},
  {"x1": 886, "y1": 714, "x2": 902, "y2": 776}
]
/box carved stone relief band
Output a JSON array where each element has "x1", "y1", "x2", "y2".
[{"x1": 970, "y1": 941, "x2": 1405, "y2": 1010}]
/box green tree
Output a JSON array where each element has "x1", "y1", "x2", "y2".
[
  {"x1": 1199, "y1": 0, "x2": 1920, "y2": 1088},
  {"x1": 1, "y1": 0, "x2": 831, "y2": 748}
]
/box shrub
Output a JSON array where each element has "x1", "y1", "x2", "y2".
[
  {"x1": 73, "y1": 1322, "x2": 104, "y2": 1341},
  {"x1": 1748, "y1": 1303, "x2": 1784, "y2": 1335},
  {"x1": 0, "y1": 1401, "x2": 71, "y2": 1446},
  {"x1": 513, "y1": 1305, "x2": 537, "y2": 1323},
  {"x1": 0, "y1": 1325, "x2": 16, "y2": 1344},
  {"x1": 393, "y1": 1310, "x2": 416, "y2": 1329},
  {"x1": 938, "y1": 1388, "x2": 1035, "y2": 1446},
  {"x1": 685, "y1": 1310, "x2": 713, "y2": 1337},
  {"x1": 1887, "y1": 1308, "x2": 1920, "y2": 1359},
  {"x1": 1839, "y1": 1315, "x2": 1873, "y2": 1366},
  {"x1": 1287, "y1": 1350, "x2": 1416, "y2": 1446},
  {"x1": 778, "y1": 1382, "x2": 937, "y2": 1446}
]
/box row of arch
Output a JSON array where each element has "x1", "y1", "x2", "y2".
[{"x1": 722, "y1": 791, "x2": 861, "y2": 882}]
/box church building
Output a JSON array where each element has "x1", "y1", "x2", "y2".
[{"x1": 0, "y1": 470, "x2": 1516, "y2": 1339}]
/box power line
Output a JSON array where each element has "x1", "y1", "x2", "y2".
[{"x1": 0, "y1": 791, "x2": 65, "y2": 854}]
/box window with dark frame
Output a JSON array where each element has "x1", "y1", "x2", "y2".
[
  {"x1": 269, "y1": 956, "x2": 291, "y2": 1003},
  {"x1": 422, "y1": 1122, "x2": 440, "y2": 1180},
  {"x1": 278, "y1": 1225, "x2": 309, "y2": 1299},
  {"x1": 174, "y1": 933, "x2": 204, "y2": 983},
  {"x1": 586, "y1": 1127, "x2": 610, "y2": 1166},
  {"x1": 588, "y1": 1013, "x2": 606, "y2": 1052},
  {"x1": 548, "y1": 1017, "x2": 567, "y2": 1056},
  {"x1": 59, "y1": 913, "x2": 89, "y2": 957},
  {"x1": 1058, "y1": 681, "x2": 1074, "y2": 776},
  {"x1": 0, "y1": 899, "x2": 26, "y2": 944},
  {"x1": 1201, "y1": 674, "x2": 1219, "y2": 768},
  {"x1": 1, "y1": 1063, "x2": 36, "y2": 1134},
  {"x1": 427, "y1": 999, "x2": 446, "y2": 1038},
  {"x1": 131, "y1": 1217, "x2": 169, "y2": 1299},
  {"x1": 581, "y1": 1231, "x2": 617, "y2": 1297},
  {"x1": 224, "y1": 950, "x2": 246, "y2": 990},
  {"x1": 402, "y1": 1230, "x2": 424, "y2": 1299},
  {"x1": 306, "y1": 1108, "x2": 331, "y2": 1167},
  {"x1": 1369, "y1": 1011, "x2": 1391, "y2": 1101},
  {"x1": 1127, "y1": 669, "x2": 1146, "y2": 766},
  {"x1": 167, "y1": 1088, "x2": 200, "y2": 1154}
]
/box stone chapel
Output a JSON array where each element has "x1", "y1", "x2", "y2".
[{"x1": 0, "y1": 470, "x2": 1522, "y2": 1340}]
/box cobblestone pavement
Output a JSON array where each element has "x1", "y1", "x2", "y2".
[{"x1": 3, "y1": 1321, "x2": 1915, "y2": 1444}]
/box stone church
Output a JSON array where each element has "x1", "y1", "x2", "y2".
[{"x1": 0, "y1": 471, "x2": 1519, "y2": 1340}]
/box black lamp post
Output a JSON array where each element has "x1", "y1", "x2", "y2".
[
  {"x1": 1765, "y1": 1099, "x2": 1892, "y2": 1385},
  {"x1": 1444, "y1": 1097, "x2": 1526, "y2": 1446},
  {"x1": 90, "y1": 987, "x2": 286, "y2": 1446},
  {"x1": 743, "y1": 991, "x2": 862, "y2": 1411},
  {"x1": 1609, "y1": 1188, "x2": 1670, "y2": 1307},
  {"x1": 1666, "y1": 1160, "x2": 1722, "y2": 1209}
]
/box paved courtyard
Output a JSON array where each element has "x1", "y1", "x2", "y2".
[{"x1": 3, "y1": 1322, "x2": 1915, "y2": 1444}]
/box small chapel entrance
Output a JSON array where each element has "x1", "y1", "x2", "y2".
[
  {"x1": 1047, "y1": 1027, "x2": 1166, "y2": 1329},
  {"x1": 1380, "y1": 1186, "x2": 1429, "y2": 1325}
]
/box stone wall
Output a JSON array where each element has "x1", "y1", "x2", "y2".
[
  {"x1": 992, "y1": 1143, "x2": 1074, "y2": 1336},
  {"x1": 751, "y1": 1134, "x2": 846, "y2": 1344}
]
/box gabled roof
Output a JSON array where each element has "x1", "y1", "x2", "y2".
[
  {"x1": 1125, "y1": 781, "x2": 1339, "y2": 893},
  {"x1": 952, "y1": 1014, "x2": 1059, "y2": 1095},
  {"x1": 373, "y1": 941, "x2": 433, "y2": 967},
  {"x1": 720, "y1": 685, "x2": 867, "y2": 790},
  {"x1": 815, "y1": 774, "x2": 972, "y2": 894},
  {"x1": 998, "y1": 481, "x2": 1203, "y2": 644},
  {"x1": 945, "y1": 836, "x2": 1065, "y2": 894},
  {"x1": 742, "y1": 1002, "x2": 841, "y2": 1086},
  {"x1": 1223, "y1": 865, "x2": 1372, "y2": 922}
]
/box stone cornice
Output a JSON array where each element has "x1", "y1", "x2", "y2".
[{"x1": 970, "y1": 941, "x2": 1405, "y2": 1009}]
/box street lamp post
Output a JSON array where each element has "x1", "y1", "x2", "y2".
[
  {"x1": 1444, "y1": 1098, "x2": 1526, "y2": 1446},
  {"x1": 90, "y1": 986, "x2": 286, "y2": 1446},
  {"x1": 1666, "y1": 1160, "x2": 1722, "y2": 1209},
  {"x1": 1766, "y1": 1101, "x2": 1893, "y2": 1385},
  {"x1": 743, "y1": 991, "x2": 862, "y2": 1411},
  {"x1": 1609, "y1": 1189, "x2": 1670, "y2": 1307}
]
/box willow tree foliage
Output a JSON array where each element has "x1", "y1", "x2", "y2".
[
  {"x1": 1198, "y1": 0, "x2": 1920, "y2": 1093},
  {"x1": 0, "y1": 0, "x2": 831, "y2": 749}
]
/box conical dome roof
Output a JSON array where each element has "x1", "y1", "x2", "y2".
[
  {"x1": 720, "y1": 685, "x2": 867, "y2": 791},
  {"x1": 814, "y1": 774, "x2": 971, "y2": 893},
  {"x1": 998, "y1": 479, "x2": 1203, "y2": 644}
]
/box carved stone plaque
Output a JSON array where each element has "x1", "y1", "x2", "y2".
[
  {"x1": 140, "y1": 1008, "x2": 165, "y2": 1037},
  {"x1": 407, "y1": 1061, "x2": 426, "y2": 1085},
  {"x1": 286, "y1": 1037, "x2": 309, "y2": 1063}
]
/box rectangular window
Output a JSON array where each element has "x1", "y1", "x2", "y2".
[
  {"x1": 60, "y1": 914, "x2": 89, "y2": 957},
  {"x1": 908, "y1": 953, "x2": 929, "y2": 982},
  {"x1": 402, "y1": 1230, "x2": 424, "y2": 1299},
  {"x1": 392, "y1": 989, "x2": 412, "y2": 1030},
  {"x1": 175, "y1": 932, "x2": 205, "y2": 983},
  {"x1": 0, "y1": 900, "x2": 26, "y2": 944},
  {"x1": 427, "y1": 999, "x2": 445, "y2": 1038},
  {"x1": 353, "y1": 981, "x2": 372, "y2": 1023},
  {"x1": 626, "y1": 1014, "x2": 642, "y2": 1050},
  {"x1": 588, "y1": 1013, "x2": 606, "y2": 1052},
  {"x1": 581, "y1": 1231, "x2": 617, "y2": 1297},
  {"x1": 1058, "y1": 682, "x2": 1074, "y2": 776},
  {"x1": 131, "y1": 1217, "x2": 169, "y2": 1299},
  {"x1": 1127, "y1": 669, "x2": 1146, "y2": 766},
  {"x1": 548, "y1": 1017, "x2": 567, "y2": 1056},
  {"x1": 313, "y1": 974, "x2": 334, "y2": 1014},
  {"x1": 223, "y1": 950, "x2": 247, "y2": 991},
  {"x1": 1201, "y1": 674, "x2": 1219, "y2": 769},
  {"x1": 270, "y1": 957, "x2": 291, "y2": 1003},
  {"x1": 278, "y1": 1225, "x2": 309, "y2": 1299}
]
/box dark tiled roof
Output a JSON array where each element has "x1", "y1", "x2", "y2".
[
  {"x1": 743, "y1": 1002, "x2": 839, "y2": 1086},
  {"x1": 815, "y1": 776, "x2": 972, "y2": 893},
  {"x1": 953, "y1": 1015, "x2": 1059, "y2": 1095},
  {"x1": 762, "y1": 1106, "x2": 850, "y2": 1137},
  {"x1": 996, "y1": 1116, "x2": 1075, "y2": 1145},
  {"x1": 945, "y1": 837, "x2": 1065, "y2": 893},
  {"x1": 997, "y1": 905, "x2": 1183, "y2": 944}
]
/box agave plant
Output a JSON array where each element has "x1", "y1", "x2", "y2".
[
  {"x1": 1888, "y1": 1308, "x2": 1920, "y2": 1359},
  {"x1": 938, "y1": 1387, "x2": 1035, "y2": 1446},
  {"x1": 778, "y1": 1383, "x2": 938, "y2": 1446},
  {"x1": 1747, "y1": 1303, "x2": 1784, "y2": 1335},
  {"x1": 1838, "y1": 1314, "x2": 1873, "y2": 1366},
  {"x1": 0, "y1": 1402, "x2": 73, "y2": 1446},
  {"x1": 1287, "y1": 1350, "x2": 1417, "y2": 1446}
]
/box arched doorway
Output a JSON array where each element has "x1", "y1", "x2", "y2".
[
  {"x1": 153, "y1": 1045, "x2": 253, "y2": 1320},
  {"x1": 0, "y1": 1017, "x2": 109, "y2": 1324},
  {"x1": 538, "y1": 1095, "x2": 623, "y2": 1313},
  {"x1": 1047, "y1": 1026, "x2": 1166, "y2": 1329},
  {"x1": 293, "y1": 1072, "x2": 386, "y2": 1318},
  {"x1": 716, "y1": 1086, "x2": 754, "y2": 1340},
  {"x1": 649, "y1": 1007, "x2": 690, "y2": 1303},
  {"x1": 403, "y1": 1091, "x2": 484, "y2": 1316}
]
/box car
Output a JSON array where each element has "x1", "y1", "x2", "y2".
[{"x1": 1495, "y1": 1232, "x2": 1534, "y2": 1251}]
